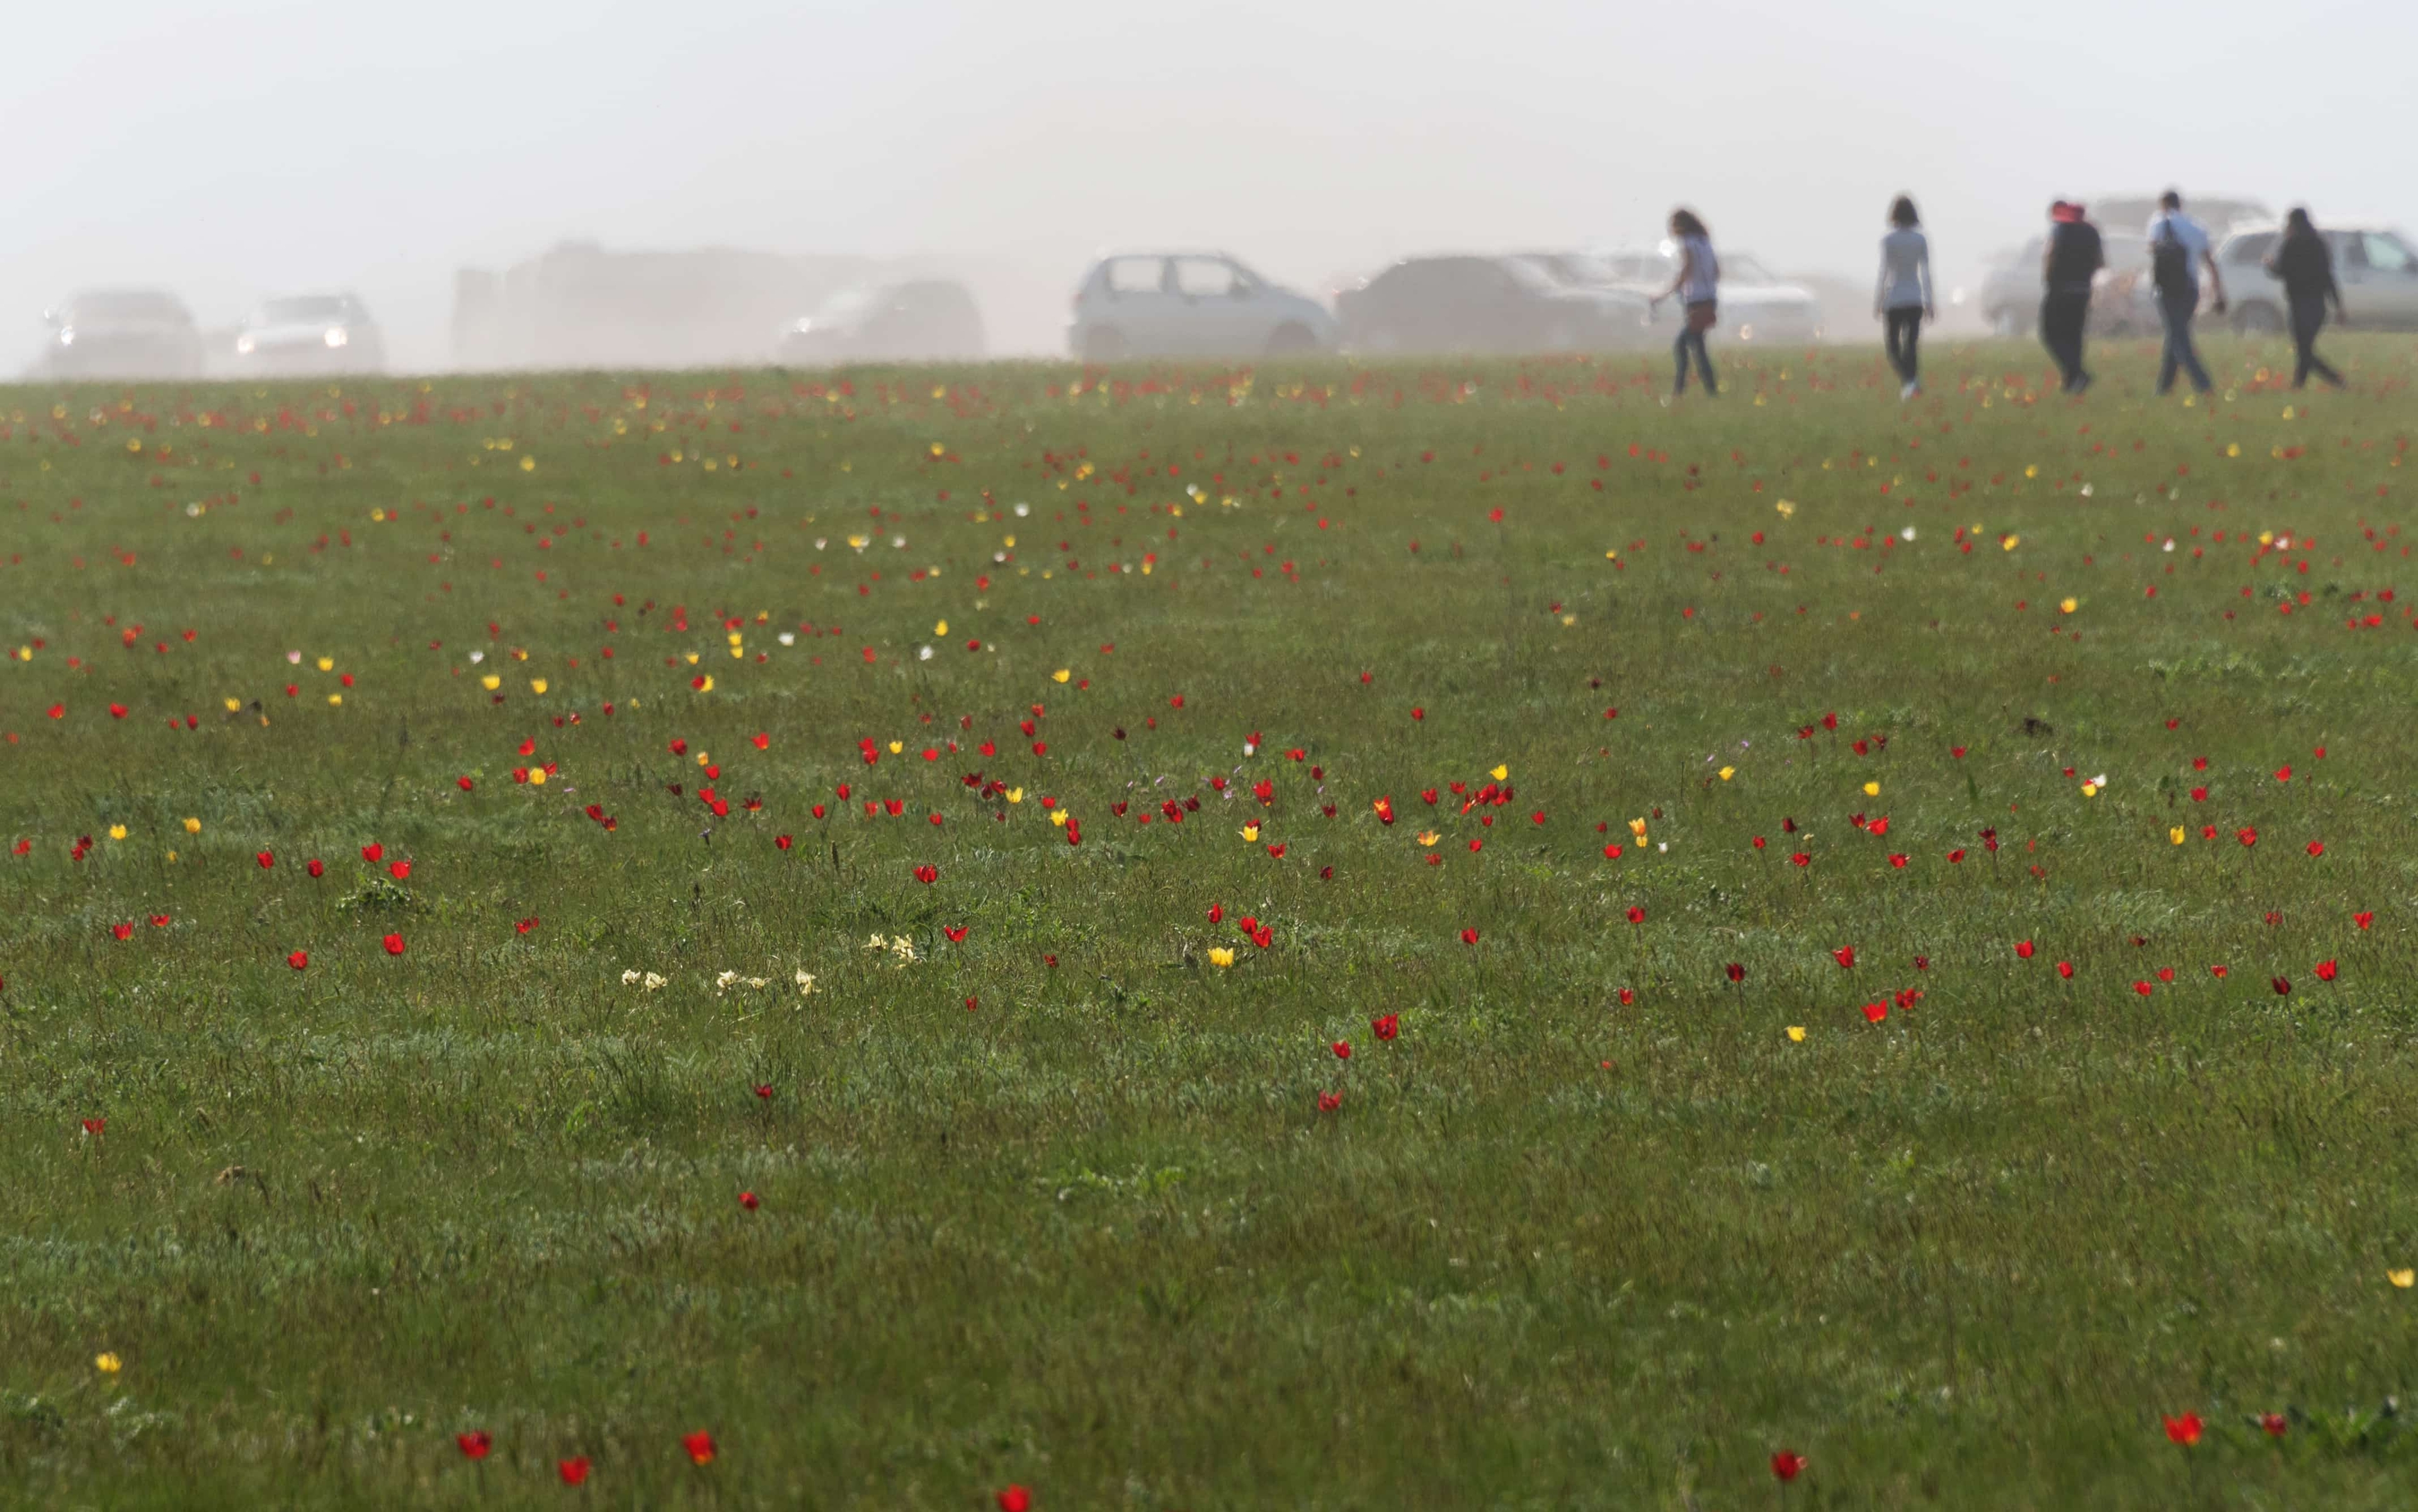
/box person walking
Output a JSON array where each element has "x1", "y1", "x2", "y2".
[
  {"x1": 2146, "y1": 189, "x2": 2226, "y2": 396},
  {"x1": 1652, "y1": 209, "x2": 1719, "y2": 397},
  {"x1": 2040, "y1": 200, "x2": 2102, "y2": 394},
  {"x1": 1875, "y1": 195, "x2": 1934, "y2": 399},
  {"x1": 2266, "y1": 207, "x2": 2347, "y2": 389}
]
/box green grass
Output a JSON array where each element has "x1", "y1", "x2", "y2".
[{"x1": 4, "y1": 333, "x2": 2417, "y2": 1508}]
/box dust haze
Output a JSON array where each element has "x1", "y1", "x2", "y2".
[{"x1": 5, "y1": 0, "x2": 2405, "y2": 373}]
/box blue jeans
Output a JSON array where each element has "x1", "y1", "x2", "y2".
[
  {"x1": 1672, "y1": 303, "x2": 1717, "y2": 394},
  {"x1": 2157, "y1": 291, "x2": 2211, "y2": 395}
]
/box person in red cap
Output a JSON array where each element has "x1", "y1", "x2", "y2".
[{"x1": 2039, "y1": 200, "x2": 2103, "y2": 393}]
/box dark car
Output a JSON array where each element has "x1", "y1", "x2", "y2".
[
  {"x1": 38, "y1": 289, "x2": 204, "y2": 379},
  {"x1": 776, "y1": 280, "x2": 985, "y2": 363},
  {"x1": 1337, "y1": 255, "x2": 1653, "y2": 355},
  {"x1": 234, "y1": 292, "x2": 386, "y2": 373}
]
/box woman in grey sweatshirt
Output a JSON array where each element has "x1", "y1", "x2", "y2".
[{"x1": 1876, "y1": 196, "x2": 1934, "y2": 398}]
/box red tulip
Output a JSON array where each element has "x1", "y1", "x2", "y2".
[
  {"x1": 287, "y1": 950, "x2": 309, "y2": 970},
  {"x1": 1625, "y1": 906, "x2": 1645, "y2": 924},
  {"x1": 382, "y1": 933, "x2": 406, "y2": 956},
  {"x1": 738, "y1": 1191, "x2": 759, "y2": 1211},
  {"x1": 683, "y1": 1430, "x2": 715, "y2": 1464},
  {"x1": 361, "y1": 842, "x2": 383, "y2": 863},
  {"x1": 256, "y1": 851, "x2": 275, "y2": 869},
  {"x1": 2163, "y1": 1413, "x2": 2202, "y2": 1447},
  {"x1": 2014, "y1": 940, "x2": 2035, "y2": 960},
  {"x1": 1832, "y1": 945, "x2": 1856, "y2": 969},
  {"x1": 307, "y1": 858, "x2": 325, "y2": 878},
  {"x1": 997, "y1": 1487, "x2": 1033, "y2": 1512},
  {"x1": 1862, "y1": 1003, "x2": 1887, "y2": 1023},
  {"x1": 1332, "y1": 1040, "x2": 1351, "y2": 1060},
  {"x1": 457, "y1": 1431, "x2": 491, "y2": 1458},
  {"x1": 558, "y1": 1457, "x2": 590, "y2": 1486},
  {"x1": 2315, "y1": 959, "x2": 2338, "y2": 982},
  {"x1": 1372, "y1": 1013, "x2": 1399, "y2": 1040},
  {"x1": 913, "y1": 864, "x2": 938, "y2": 885},
  {"x1": 1315, "y1": 1091, "x2": 1341, "y2": 1113},
  {"x1": 1771, "y1": 1450, "x2": 1805, "y2": 1482},
  {"x1": 2057, "y1": 960, "x2": 2074, "y2": 979},
  {"x1": 1459, "y1": 928, "x2": 1479, "y2": 946}
]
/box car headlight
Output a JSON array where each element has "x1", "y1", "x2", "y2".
[
  {"x1": 57, "y1": 327, "x2": 74, "y2": 346},
  {"x1": 324, "y1": 327, "x2": 349, "y2": 348},
  {"x1": 236, "y1": 334, "x2": 256, "y2": 355}
]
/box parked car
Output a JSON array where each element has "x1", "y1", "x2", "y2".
[
  {"x1": 1980, "y1": 231, "x2": 2160, "y2": 338},
  {"x1": 777, "y1": 279, "x2": 985, "y2": 363},
  {"x1": 1583, "y1": 246, "x2": 1822, "y2": 344},
  {"x1": 1067, "y1": 253, "x2": 1336, "y2": 361},
  {"x1": 37, "y1": 289, "x2": 204, "y2": 379},
  {"x1": 1336, "y1": 254, "x2": 1652, "y2": 354},
  {"x1": 1982, "y1": 197, "x2": 2271, "y2": 338},
  {"x1": 2218, "y1": 223, "x2": 2418, "y2": 333},
  {"x1": 232, "y1": 292, "x2": 385, "y2": 373}
]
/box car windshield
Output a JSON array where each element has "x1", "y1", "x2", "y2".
[
  {"x1": 809, "y1": 287, "x2": 880, "y2": 322},
  {"x1": 67, "y1": 291, "x2": 188, "y2": 323},
  {"x1": 1500, "y1": 258, "x2": 1565, "y2": 292},
  {"x1": 1535, "y1": 253, "x2": 1621, "y2": 286},
  {"x1": 254, "y1": 297, "x2": 353, "y2": 325}
]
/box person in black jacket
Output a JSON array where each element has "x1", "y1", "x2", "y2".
[
  {"x1": 2039, "y1": 201, "x2": 2103, "y2": 394},
  {"x1": 2266, "y1": 207, "x2": 2347, "y2": 389}
]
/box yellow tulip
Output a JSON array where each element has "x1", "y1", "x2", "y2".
[
  {"x1": 1005, "y1": 787, "x2": 1023, "y2": 804},
  {"x1": 1240, "y1": 823, "x2": 1259, "y2": 842},
  {"x1": 108, "y1": 824, "x2": 127, "y2": 841},
  {"x1": 1052, "y1": 668, "x2": 1071, "y2": 683},
  {"x1": 1490, "y1": 765, "x2": 1509, "y2": 781},
  {"x1": 2171, "y1": 827, "x2": 2186, "y2": 845},
  {"x1": 1863, "y1": 781, "x2": 1879, "y2": 797},
  {"x1": 183, "y1": 817, "x2": 202, "y2": 834},
  {"x1": 223, "y1": 697, "x2": 241, "y2": 712},
  {"x1": 94, "y1": 1353, "x2": 122, "y2": 1375},
  {"x1": 2060, "y1": 598, "x2": 2077, "y2": 614},
  {"x1": 315, "y1": 656, "x2": 333, "y2": 672},
  {"x1": 1207, "y1": 947, "x2": 1235, "y2": 968},
  {"x1": 2391, "y1": 1268, "x2": 2414, "y2": 1288},
  {"x1": 1718, "y1": 766, "x2": 1735, "y2": 781},
  {"x1": 888, "y1": 740, "x2": 903, "y2": 754},
  {"x1": 933, "y1": 619, "x2": 948, "y2": 635},
  {"x1": 1050, "y1": 810, "x2": 1069, "y2": 827},
  {"x1": 480, "y1": 674, "x2": 501, "y2": 691},
  {"x1": 529, "y1": 768, "x2": 547, "y2": 785},
  {"x1": 530, "y1": 679, "x2": 547, "y2": 694},
  {"x1": 327, "y1": 694, "x2": 342, "y2": 707},
  {"x1": 1786, "y1": 1026, "x2": 1806, "y2": 1043}
]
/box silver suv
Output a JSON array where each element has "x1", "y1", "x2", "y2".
[
  {"x1": 1067, "y1": 252, "x2": 1337, "y2": 361},
  {"x1": 2216, "y1": 223, "x2": 2418, "y2": 333}
]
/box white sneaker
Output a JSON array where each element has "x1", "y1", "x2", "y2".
[{"x1": 1900, "y1": 380, "x2": 1920, "y2": 401}]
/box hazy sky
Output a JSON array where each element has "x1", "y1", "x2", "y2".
[{"x1": 6, "y1": 0, "x2": 2405, "y2": 364}]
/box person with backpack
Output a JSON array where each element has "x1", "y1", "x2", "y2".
[
  {"x1": 1875, "y1": 195, "x2": 1934, "y2": 399},
  {"x1": 2265, "y1": 207, "x2": 2347, "y2": 389},
  {"x1": 2039, "y1": 200, "x2": 2102, "y2": 394},
  {"x1": 1651, "y1": 208, "x2": 1720, "y2": 397},
  {"x1": 2146, "y1": 190, "x2": 2226, "y2": 395}
]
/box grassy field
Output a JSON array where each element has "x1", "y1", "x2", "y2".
[{"x1": 4, "y1": 330, "x2": 2417, "y2": 1509}]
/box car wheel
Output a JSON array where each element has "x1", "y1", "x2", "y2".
[
  {"x1": 1081, "y1": 327, "x2": 1127, "y2": 364},
  {"x1": 2234, "y1": 302, "x2": 2283, "y2": 337},
  {"x1": 1264, "y1": 322, "x2": 1317, "y2": 356}
]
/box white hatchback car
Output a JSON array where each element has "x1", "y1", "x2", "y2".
[
  {"x1": 2215, "y1": 222, "x2": 2418, "y2": 333},
  {"x1": 1587, "y1": 246, "x2": 1824, "y2": 344},
  {"x1": 1067, "y1": 252, "x2": 1338, "y2": 361}
]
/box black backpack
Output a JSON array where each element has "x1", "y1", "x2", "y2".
[{"x1": 2152, "y1": 220, "x2": 2193, "y2": 297}]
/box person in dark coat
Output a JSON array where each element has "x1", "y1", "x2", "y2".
[{"x1": 2265, "y1": 207, "x2": 2347, "y2": 389}]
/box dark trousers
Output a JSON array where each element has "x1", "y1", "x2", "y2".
[
  {"x1": 1672, "y1": 302, "x2": 1717, "y2": 394},
  {"x1": 2040, "y1": 290, "x2": 2091, "y2": 390},
  {"x1": 2157, "y1": 291, "x2": 2213, "y2": 394},
  {"x1": 1884, "y1": 306, "x2": 1922, "y2": 383},
  {"x1": 2290, "y1": 298, "x2": 2344, "y2": 389}
]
